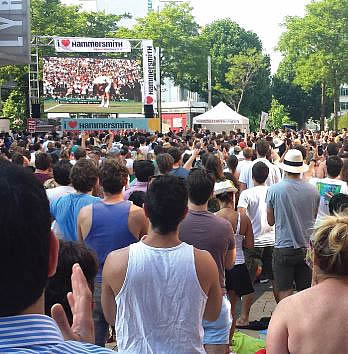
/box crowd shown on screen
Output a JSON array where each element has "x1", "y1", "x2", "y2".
[
  {"x1": 0, "y1": 127, "x2": 348, "y2": 354},
  {"x1": 43, "y1": 57, "x2": 141, "y2": 100}
]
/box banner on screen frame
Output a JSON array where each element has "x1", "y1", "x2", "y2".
[
  {"x1": 142, "y1": 40, "x2": 156, "y2": 107},
  {"x1": 54, "y1": 37, "x2": 132, "y2": 53},
  {"x1": 61, "y1": 118, "x2": 150, "y2": 132}
]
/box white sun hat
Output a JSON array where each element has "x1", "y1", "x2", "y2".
[{"x1": 278, "y1": 149, "x2": 309, "y2": 174}]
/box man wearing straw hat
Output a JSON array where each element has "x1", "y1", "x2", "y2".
[{"x1": 266, "y1": 149, "x2": 320, "y2": 301}]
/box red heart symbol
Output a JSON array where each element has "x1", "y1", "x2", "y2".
[
  {"x1": 146, "y1": 96, "x2": 154, "y2": 104},
  {"x1": 61, "y1": 39, "x2": 70, "y2": 47},
  {"x1": 68, "y1": 121, "x2": 77, "y2": 129}
]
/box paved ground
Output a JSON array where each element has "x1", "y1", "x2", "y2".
[
  {"x1": 236, "y1": 280, "x2": 277, "y2": 339},
  {"x1": 106, "y1": 281, "x2": 277, "y2": 350}
]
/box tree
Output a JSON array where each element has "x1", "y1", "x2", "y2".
[
  {"x1": 2, "y1": 90, "x2": 27, "y2": 129},
  {"x1": 215, "y1": 48, "x2": 268, "y2": 112},
  {"x1": 117, "y1": 3, "x2": 207, "y2": 92},
  {"x1": 202, "y1": 19, "x2": 271, "y2": 117},
  {"x1": 272, "y1": 59, "x2": 322, "y2": 128},
  {"x1": 266, "y1": 98, "x2": 291, "y2": 130},
  {"x1": 278, "y1": 0, "x2": 348, "y2": 130},
  {"x1": 338, "y1": 113, "x2": 348, "y2": 130}
]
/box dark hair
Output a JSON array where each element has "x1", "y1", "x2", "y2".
[
  {"x1": 50, "y1": 153, "x2": 59, "y2": 165},
  {"x1": 98, "y1": 159, "x2": 128, "y2": 194},
  {"x1": 205, "y1": 154, "x2": 224, "y2": 181},
  {"x1": 226, "y1": 155, "x2": 238, "y2": 173},
  {"x1": 129, "y1": 191, "x2": 146, "y2": 208},
  {"x1": 134, "y1": 160, "x2": 155, "y2": 182},
  {"x1": 70, "y1": 159, "x2": 98, "y2": 193},
  {"x1": 11, "y1": 152, "x2": 24, "y2": 166},
  {"x1": 0, "y1": 160, "x2": 51, "y2": 316},
  {"x1": 74, "y1": 147, "x2": 86, "y2": 161},
  {"x1": 45, "y1": 240, "x2": 98, "y2": 325},
  {"x1": 187, "y1": 168, "x2": 215, "y2": 205},
  {"x1": 35, "y1": 152, "x2": 52, "y2": 171},
  {"x1": 327, "y1": 143, "x2": 339, "y2": 156},
  {"x1": 53, "y1": 160, "x2": 72, "y2": 186},
  {"x1": 167, "y1": 147, "x2": 181, "y2": 163},
  {"x1": 327, "y1": 156, "x2": 343, "y2": 178},
  {"x1": 139, "y1": 136, "x2": 146, "y2": 145},
  {"x1": 329, "y1": 193, "x2": 348, "y2": 215},
  {"x1": 252, "y1": 161, "x2": 269, "y2": 184},
  {"x1": 154, "y1": 145, "x2": 164, "y2": 156},
  {"x1": 156, "y1": 153, "x2": 174, "y2": 174},
  {"x1": 144, "y1": 175, "x2": 187, "y2": 234},
  {"x1": 341, "y1": 158, "x2": 348, "y2": 182},
  {"x1": 294, "y1": 144, "x2": 307, "y2": 160},
  {"x1": 255, "y1": 140, "x2": 270, "y2": 157},
  {"x1": 33, "y1": 143, "x2": 41, "y2": 152}
]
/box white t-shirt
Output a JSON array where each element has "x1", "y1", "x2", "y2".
[
  {"x1": 239, "y1": 157, "x2": 281, "y2": 189},
  {"x1": 236, "y1": 159, "x2": 252, "y2": 174},
  {"x1": 238, "y1": 185, "x2": 275, "y2": 247},
  {"x1": 125, "y1": 158, "x2": 134, "y2": 170},
  {"x1": 139, "y1": 145, "x2": 149, "y2": 155},
  {"x1": 309, "y1": 177, "x2": 348, "y2": 222}
]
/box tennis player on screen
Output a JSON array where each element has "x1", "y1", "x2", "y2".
[{"x1": 93, "y1": 76, "x2": 113, "y2": 108}]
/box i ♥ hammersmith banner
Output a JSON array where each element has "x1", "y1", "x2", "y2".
[
  {"x1": 142, "y1": 40, "x2": 156, "y2": 107},
  {"x1": 54, "y1": 37, "x2": 132, "y2": 53},
  {"x1": 61, "y1": 118, "x2": 149, "y2": 132}
]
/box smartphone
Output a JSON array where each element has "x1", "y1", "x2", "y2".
[{"x1": 318, "y1": 145, "x2": 323, "y2": 156}]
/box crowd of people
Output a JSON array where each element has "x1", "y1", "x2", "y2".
[
  {"x1": 0, "y1": 126, "x2": 348, "y2": 353},
  {"x1": 43, "y1": 57, "x2": 142, "y2": 103}
]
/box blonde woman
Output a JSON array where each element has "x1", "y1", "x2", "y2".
[{"x1": 267, "y1": 214, "x2": 348, "y2": 354}]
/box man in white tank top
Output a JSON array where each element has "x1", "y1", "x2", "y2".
[{"x1": 101, "y1": 175, "x2": 222, "y2": 354}]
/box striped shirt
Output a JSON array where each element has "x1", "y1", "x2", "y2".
[{"x1": 0, "y1": 314, "x2": 115, "y2": 353}]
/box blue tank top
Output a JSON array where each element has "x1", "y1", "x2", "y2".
[{"x1": 85, "y1": 200, "x2": 138, "y2": 283}]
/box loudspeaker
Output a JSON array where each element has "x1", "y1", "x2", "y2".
[
  {"x1": 144, "y1": 104, "x2": 154, "y2": 118},
  {"x1": 31, "y1": 104, "x2": 41, "y2": 118}
]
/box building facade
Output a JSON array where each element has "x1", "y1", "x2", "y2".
[{"x1": 340, "y1": 84, "x2": 348, "y2": 114}]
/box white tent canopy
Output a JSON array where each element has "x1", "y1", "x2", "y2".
[{"x1": 193, "y1": 102, "x2": 249, "y2": 132}]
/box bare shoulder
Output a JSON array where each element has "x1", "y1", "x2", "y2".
[
  {"x1": 78, "y1": 203, "x2": 93, "y2": 220},
  {"x1": 107, "y1": 246, "x2": 130, "y2": 267},
  {"x1": 129, "y1": 203, "x2": 145, "y2": 217},
  {"x1": 194, "y1": 248, "x2": 217, "y2": 274}
]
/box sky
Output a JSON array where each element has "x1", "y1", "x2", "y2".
[
  {"x1": 188, "y1": 0, "x2": 312, "y2": 73},
  {"x1": 62, "y1": 0, "x2": 312, "y2": 73}
]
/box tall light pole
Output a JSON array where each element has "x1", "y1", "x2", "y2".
[{"x1": 208, "y1": 55, "x2": 212, "y2": 110}]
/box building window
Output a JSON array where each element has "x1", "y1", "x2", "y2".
[
  {"x1": 340, "y1": 87, "x2": 348, "y2": 96},
  {"x1": 340, "y1": 102, "x2": 348, "y2": 111}
]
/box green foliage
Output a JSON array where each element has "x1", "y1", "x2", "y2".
[
  {"x1": 2, "y1": 90, "x2": 27, "y2": 129},
  {"x1": 266, "y1": 98, "x2": 290, "y2": 130},
  {"x1": 277, "y1": 0, "x2": 348, "y2": 128},
  {"x1": 338, "y1": 113, "x2": 348, "y2": 130},
  {"x1": 117, "y1": 3, "x2": 207, "y2": 92},
  {"x1": 272, "y1": 60, "x2": 322, "y2": 127},
  {"x1": 202, "y1": 19, "x2": 271, "y2": 117},
  {"x1": 215, "y1": 48, "x2": 268, "y2": 112}
]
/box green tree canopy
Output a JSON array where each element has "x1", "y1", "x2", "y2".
[
  {"x1": 272, "y1": 59, "x2": 322, "y2": 127},
  {"x1": 117, "y1": 3, "x2": 207, "y2": 92},
  {"x1": 266, "y1": 97, "x2": 291, "y2": 130},
  {"x1": 202, "y1": 19, "x2": 271, "y2": 118},
  {"x1": 215, "y1": 48, "x2": 268, "y2": 113},
  {"x1": 278, "y1": 0, "x2": 348, "y2": 129}
]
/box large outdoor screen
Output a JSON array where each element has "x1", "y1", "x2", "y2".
[{"x1": 43, "y1": 57, "x2": 143, "y2": 114}]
